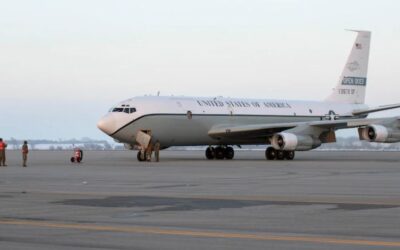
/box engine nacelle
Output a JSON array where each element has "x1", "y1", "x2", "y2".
[
  {"x1": 271, "y1": 132, "x2": 321, "y2": 151},
  {"x1": 359, "y1": 124, "x2": 400, "y2": 143}
]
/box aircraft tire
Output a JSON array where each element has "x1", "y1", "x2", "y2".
[
  {"x1": 224, "y1": 146, "x2": 234, "y2": 160},
  {"x1": 265, "y1": 147, "x2": 277, "y2": 160},
  {"x1": 205, "y1": 147, "x2": 215, "y2": 160},
  {"x1": 215, "y1": 147, "x2": 225, "y2": 160},
  {"x1": 276, "y1": 150, "x2": 285, "y2": 160},
  {"x1": 70, "y1": 157, "x2": 75, "y2": 163},
  {"x1": 284, "y1": 151, "x2": 295, "y2": 160},
  {"x1": 137, "y1": 151, "x2": 145, "y2": 161}
]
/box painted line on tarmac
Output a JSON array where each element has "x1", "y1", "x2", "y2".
[{"x1": 1, "y1": 219, "x2": 400, "y2": 247}]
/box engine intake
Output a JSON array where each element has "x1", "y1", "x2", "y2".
[
  {"x1": 359, "y1": 124, "x2": 400, "y2": 143},
  {"x1": 271, "y1": 132, "x2": 321, "y2": 151}
]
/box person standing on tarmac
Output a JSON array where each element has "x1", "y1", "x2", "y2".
[
  {"x1": 154, "y1": 140, "x2": 161, "y2": 162},
  {"x1": 146, "y1": 143, "x2": 153, "y2": 162},
  {"x1": 22, "y1": 141, "x2": 29, "y2": 167},
  {"x1": 0, "y1": 138, "x2": 7, "y2": 167}
]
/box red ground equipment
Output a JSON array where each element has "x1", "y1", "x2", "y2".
[{"x1": 70, "y1": 148, "x2": 83, "y2": 163}]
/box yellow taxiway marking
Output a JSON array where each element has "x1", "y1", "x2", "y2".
[{"x1": 1, "y1": 219, "x2": 400, "y2": 247}]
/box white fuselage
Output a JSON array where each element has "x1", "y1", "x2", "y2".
[{"x1": 97, "y1": 96, "x2": 367, "y2": 147}]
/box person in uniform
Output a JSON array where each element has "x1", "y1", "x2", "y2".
[
  {"x1": 22, "y1": 141, "x2": 29, "y2": 167},
  {"x1": 154, "y1": 140, "x2": 161, "y2": 162},
  {"x1": 0, "y1": 138, "x2": 7, "y2": 167},
  {"x1": 146, "y1": 143, "x2": 153, "y2": 162},
  {"x1": 74, "y1": 147, "x2": 83, "y2": 163},
  {"x1": 139, "y1": 146, "x2": 146, "y2": 161}
]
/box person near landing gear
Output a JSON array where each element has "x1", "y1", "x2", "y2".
[
  {"x1": 146, "y1": 143, "x2": 153, "y2": 162},
  {"x1": 154, "y1": 140, "x2": 160, "y2": 162}
]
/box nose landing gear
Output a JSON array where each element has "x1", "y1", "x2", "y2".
[
  {"x1": 137, "y1": 150, "x2": 146, "y2": 161},
  {"x1": 205, "y1": 146, "x2": 235, "y2": 160}
]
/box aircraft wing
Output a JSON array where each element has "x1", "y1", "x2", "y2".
[
  {"x1": 208, "y1": 123, "x2": 297, "y2": 139},
  {"x1": 208, "y1": 117, "x2": 397, "y2": 140}
]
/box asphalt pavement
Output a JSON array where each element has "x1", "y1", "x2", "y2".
[{"x1": 0, "y1": 150, "x2": 399, "y2": 250}]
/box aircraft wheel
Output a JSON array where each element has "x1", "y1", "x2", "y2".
[
  {"x1": 276, "y1": 150, "x2": 285, "y2": 160},
  {"x1": 137, "y1": 151, "x2": 146, "y2": 161},
  {"x1": 224, "y1": 146, "x2": 234, "y2": 160},
  {"x1": 205, "y1": 147, "x2": 215, "y2": 160},
  {"x1": 215, "y1": 147, "x2": 225, "y2": 160},
  {"x1": 76, "y1": 157, "x2": 81, "y2": 163},
  {"x1": 70, "y1": 157, "x2": 75, "y2": 163},
  {"x1": 284, "y1": 151, "x2": 295, "y2": 160},
  {"x1": 265, "y1": 147, "x2": 277, "y2": 160}
]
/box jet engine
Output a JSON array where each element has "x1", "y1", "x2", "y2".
[
  {"x1": 271, "y1": 132, "x2": 321, "y2": 151},
  {"x1": 359, "y1": 124, "x2": 400, "y2": 143}
]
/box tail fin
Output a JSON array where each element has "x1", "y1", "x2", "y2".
[{"x1": 325, "y1": 30, "x2": 371, "y2": 104}]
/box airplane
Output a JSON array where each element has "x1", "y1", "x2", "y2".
[{"x1": 97, "y1": 30, "x2": 400, "y2": 161}]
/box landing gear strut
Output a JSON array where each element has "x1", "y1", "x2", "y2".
[
  {"x1": 137, "y1": 151, "x2": 146, "y2": 161},
  {"x1": 205, "y1": 146, "x2": 235, "y2": 160},
  {"x1": 265, "y1": 146, "x2": 295, "y2": 160}
]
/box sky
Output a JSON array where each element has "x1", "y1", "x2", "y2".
[{"x1": 1, "y1": 0, "x2": 400, "y2": 140}]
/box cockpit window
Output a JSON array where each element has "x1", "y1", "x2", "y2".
[
  {"x1": 112, "y1": 108, "x2": 124, "y2": 112},
  {"x1": 110, "y1": 107, "x2": 137, "y2": 113}
]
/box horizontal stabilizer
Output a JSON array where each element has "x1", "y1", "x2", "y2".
[{"x1": 352, "y1": 103, "x2": 400, "y2": 116}]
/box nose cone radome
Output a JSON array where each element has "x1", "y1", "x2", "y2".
[{"x1": 97, "y1": 114, "x2": 118, "y2": 135}]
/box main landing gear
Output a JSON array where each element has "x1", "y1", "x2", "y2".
[
  {"x1": 265, "y1": 146, "x2": 295, "y2": 160},
  {"x1": 206, "y1": 146, "x2": 234, "y2": 160}
]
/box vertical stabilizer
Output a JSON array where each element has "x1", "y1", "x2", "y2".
[{"x1": 325, "y1": 30, "x2": 371, "y2": 104}]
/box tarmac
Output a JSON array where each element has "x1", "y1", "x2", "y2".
[{"x1": 0, "y1": 150, "x2": 400, "y2": 250}]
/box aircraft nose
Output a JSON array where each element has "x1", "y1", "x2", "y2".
[{"x1": 97, "y1": 114, "x2": 118, "y2": 135}]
